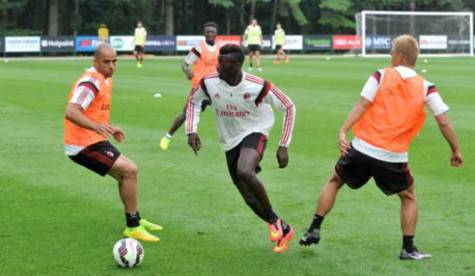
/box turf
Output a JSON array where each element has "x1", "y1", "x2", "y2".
[{"x1": 0, "y1": 56, "x2": 474, "y2": 275}]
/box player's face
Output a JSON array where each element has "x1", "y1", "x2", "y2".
[
  {"x1": 252, "y1": 19, "x2": 257, "y2": 26},
  {"x1": 217, "y1": 55, "x2": 240, "y2": 80},
  {"x1": 95, "y1": 49, "x2": 118, "y2": 78},
  {"x1": 204, "y1": 26, "x2": 217, "y2": 42}
]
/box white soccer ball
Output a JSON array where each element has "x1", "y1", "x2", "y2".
[{"x1": 112, "y1": 238, "x2": 144, "y2": 268}]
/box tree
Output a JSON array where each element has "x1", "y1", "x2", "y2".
[{"x1": 165, "y1": 0, "x2": 174, "y2": 34}]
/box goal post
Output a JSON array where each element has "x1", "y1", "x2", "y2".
[{"x1": 355, "y1": 11, "x2": 474, "y2": 57}]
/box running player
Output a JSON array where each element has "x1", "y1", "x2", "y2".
[
  {"x1": 273, "y1": 23, "x2": 288, "y2": 64},
  {"x1": 64, "y1": 43, "x2": 162, "y2": 242},
  {"x1": 133, "y1": 21, "x2": 147, "y2": 68},
  {"x1": 243, "y1": 18, "x2": 263, "y2": 72},
  {"x1": 186, "y1": 44, "x2": 296, "y2": 253},
  {"x1": 299, "y1": 35, "x2": 463, "y2": 260},
  {"x1": 159, "y1": 22, "x2": 220, "y2": 150}
]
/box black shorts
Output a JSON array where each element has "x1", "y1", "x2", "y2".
[
  {"x1": 275, "y1": 45, "x2": 283, "y2": 52},
  {"x1": 248, "y1": 44, "x2": 261, "y2": 54},
  {"x1": 134, "y1": 45, "x2": 144, "y2": 53},
  {"x1": 335, "y1": 147, "x2": 414, "y2": 195},
  {"x1": 225, "y1": 133, "x2": 267, "y2": 184},
  {"x1": 69, "y1": 141, "x2": 121, "y2": 176}
]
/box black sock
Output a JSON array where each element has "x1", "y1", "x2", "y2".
[
  {"x1": 266, "y1": 209, "x2": 278, "y2": 224},
  {"x1": 309, "y1": 214, "x2": 324, "y2": 232},
  {"x1": 126, "y1": 212, "x2": 141, "y2": 227},
  {"x1": 403, "y1": 235, "x2": 415, "y2": 252},
  {"x1": 281, "y1": 220, "x2": 290, "y2": 235}
]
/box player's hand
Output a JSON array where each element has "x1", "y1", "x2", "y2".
[
  {"x1": 188, "y1": 133, "x2": 201, "y2": 156},
  {"x1": 338, "y1": 131, "x2": 351, "y2": 156},
  {"x1": 451, "y1": 150, "x2": 463, "y2": 167},
  {"x1": 111, "y1": 126, "x2": 125, "y2": 142},
  {"x1": 186, "y1": 71, "x2": 194, "y2": 80},
  {"x1": 276, "y1": 146, "x2": 289, "y2": 168},
  {"x1": 94, "y1": 123, "x2": 115, "y2": 137}
]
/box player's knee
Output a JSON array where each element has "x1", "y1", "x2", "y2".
[
  {"x1": 123, "y1": 161, "x2": 138, "y2": 179},
  {"x1": 399, "y1": 188, "x2": 416, "y2": 202},
  {"x1": 236, "y1": 167, "x2": 254, "y2": 182}
]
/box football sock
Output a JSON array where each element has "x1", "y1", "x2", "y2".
[
  {"x1": 126, "y1": 212, "x2": 140, "y2": 227},
  {"x1": 281, "y1": 220, "x2": 290, "y2": 235},
  {"x1": 309, "y1": 214, "x2": 324, "y2": 231},
  {"x1": 266, "y1": 209, "x2": 278, "y2": 224},
  {"x1": 403, "y1": 235, "x2": 415, "y2": 252}
]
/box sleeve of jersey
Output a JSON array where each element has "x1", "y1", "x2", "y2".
[
  {"x1": 69, "y1": 78, "x2": 100, "y2": 110},
  {"x1": 265, "y1": 84, "x2": 296, "y2": 147},
  {"x1": 424, "y1": 83, "x2": 449, "y2": 116},
  {"x1": 360, "y1": 70, "x2": 382, "y2": 102},
  {"x1": 185, "y1": 83, "x2": 209, "y2": 134}
]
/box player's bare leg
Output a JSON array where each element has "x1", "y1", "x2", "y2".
[
  {"x1": 397, "y1": 184, "x2": 430, "y2": 260},
  {"x1": 255, "y1": 51, "x2": 262, "y2": 71},
  {"x1": 109, "y1": 155, "x2": 161, "y2": 242},
  {"x1": 300, "y1": 171, "x2": 343, "y2": 246},
  {"x1": 248, "y1": 52, "x2": 254, "y2": 71}
]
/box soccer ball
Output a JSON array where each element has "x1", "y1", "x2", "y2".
[{"x1": 112, "y1": 238, "x2": 144, "y2": 268}]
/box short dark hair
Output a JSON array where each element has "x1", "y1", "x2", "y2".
[
  {"x1": 219, "y1": 44, "x2": 244, "y2": 64},
  {"x1": 203, "y1": 21, "x2": 218, "y2": 30}
]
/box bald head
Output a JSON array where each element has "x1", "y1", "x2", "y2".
[
  {"x1": 93, "y1": 43, "x2": 117, "y2": 78},
  {"x1": 391, "y1": 35, "x2": 419, "y2": 67}
]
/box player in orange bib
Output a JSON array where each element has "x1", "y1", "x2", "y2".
[
  {"x1": 159, "y1": 22, "x2": 220, "y2": 150},
  {"x1": 64, "y1": 43, "x2": 162, "y2": 242},
  {"x1": 299, "y1": 35, "x2": 463, "y2": 260}
]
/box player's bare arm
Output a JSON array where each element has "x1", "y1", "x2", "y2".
[
  {"x1": 338, "y1": 96, "x2": 371, "y2": 155},
  {"x1": 181, "y1": 62, "x2": 194, "y2": 79},
  {"x1": 434, "y1": 112, "x2": 463, "y2": 167}
]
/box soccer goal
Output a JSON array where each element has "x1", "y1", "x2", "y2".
[{"x1": 355, "y1": 11, "x2": 473, "y2": 57}]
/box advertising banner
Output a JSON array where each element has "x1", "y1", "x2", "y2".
[
  {"x1": 332, "y1": 35, "x2": 361, "y2": 50},
  {"x1": 303, "y1": 35, "x2": 332, "y2": 50},
  {"x1": 365, "y1": 35, "x2": 392, "y2": 49},
  {"x1": 145, "y1": 36, "x2": 176, "y2": 52},
  {"x1": 110, "y1": 36, "x2": 135, "y2": 51},
  {"x1": 41, "y1": 36, "x2": 75, "y2": 52},
  {"x1": 419, "y1": 35, "x2": 447, "y2": 50},
  {"x1": 0, "y1": 37, "x2": 4, "y2": 53},
  {"x1": 75, "y1": 36, "x2": 101, "y2": 52},
  {"x1": 216, "y1": 35, "x2": 241, "y2": 46},
  {"x1": 282, "y1": 35, "x2": 303, "y2": 50},
  {"x1": 176, "y1": 35, "x2": 203, "y2": 51},
  {"x1": 5, "y1": 36, "x2": 41, "y2": 53}
]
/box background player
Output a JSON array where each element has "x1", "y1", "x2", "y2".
[
  {"x1": 133, "y1": 21, "x2": 147, "y2": 68},
  {"x1": 299, "y1": 35, "x2": 463, "y2": 260},
  {"x1": 64, "y1": 43, "x2": 162, "y2": 242},
  {"x1": 242, "y1": 18, "x2": 263, "y2": 72},
  {"x1": 185, "y1": 44, "x2": 296, "y2": 253},
  {"x1": 273, "y1": 23, "x2": 288, "y2": 64},
  {"x1": 159, "y1": 22, "x2": 220, "y2": 150}
]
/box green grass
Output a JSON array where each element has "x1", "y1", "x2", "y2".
[{"x1": 0, "y1": 56, "x2": 474, "y2": 275}]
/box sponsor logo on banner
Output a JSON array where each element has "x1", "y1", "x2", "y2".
[
  {"x1": 5, "y1": 36, "x2": 41, "y2": 53},
  {"x1": 282, "y1": 35, "x2": 303, "y2": 50},
  {"x1": 176, "y1": 36, "x2": 203, "y2": 51},
  {"x1": 110, "y1": 36, "x2": 135, "y2": 51},
  {"x1": 41, "y1": 36, "x2": 74, "y2": 52},
  {"x1": 75, "y1": 36, "x2": 101, "y2": 52},
  {"x1": 216, "y1": 35, "x2": 241, "y2": 47},
  {"x1": 365, "y1": 35, "x2": 391, "y2": 49},
  {"x1": 145, "y1": 36, "x2": 176, "y2": 52},
  {"x1": 419, "y1": 35, "x2": 447, "y2": 50},
  {"x1": 332, "y1": 35, "x2": 361, "y2": 50},
  {"x1": 303, "y1": 35, "x2": 331, "y2": 50},
  {"x1": 0, "y1": 37, "x2": 4, "y2": 53}
]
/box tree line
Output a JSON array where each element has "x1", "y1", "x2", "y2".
[{"x1": 1, "y1": 0, "x2": 475, "y2": 36}]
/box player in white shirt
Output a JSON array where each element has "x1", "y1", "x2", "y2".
[{"x1": 186, "y1": 44, "x2": 296, "y2": 253}]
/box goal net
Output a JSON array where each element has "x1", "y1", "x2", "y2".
[{"x1": 355, "y1": 11, "x2": 473, "y2": 57}]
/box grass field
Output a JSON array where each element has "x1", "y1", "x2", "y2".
[{"x1": 0, "y1": 55, "x2": 474, "y2": 275}]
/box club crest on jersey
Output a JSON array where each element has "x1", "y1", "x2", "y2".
[
  {"x1": 243, "y1": 92, "x2": 251, "y2": 101},
  {"x1": 213, "y1": 93, "x2": 220, "y2": 100},
  {"x1": 106, "y1": 150, "x2": 114, "y2": 158}
]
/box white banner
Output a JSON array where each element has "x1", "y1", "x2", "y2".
[
  {"x1": 176, "y1": 35, "x2": 203, "y2": 51},
  {"x1": 419, "y1": 35, "x2": 447, "y2": 49},
  {"x1": 6, "y1": 36, "x2": 41, "y2": 53},
  {"x1": 110, "y1": 36, "x2": 135, "y2": 51},
  {"x1": 282, "y1": 35, "x2": 303, "y2": 50}
]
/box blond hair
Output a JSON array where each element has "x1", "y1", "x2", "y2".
[{"x1": 392, "y1": 35, "x2": 419, "y2": 66}]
